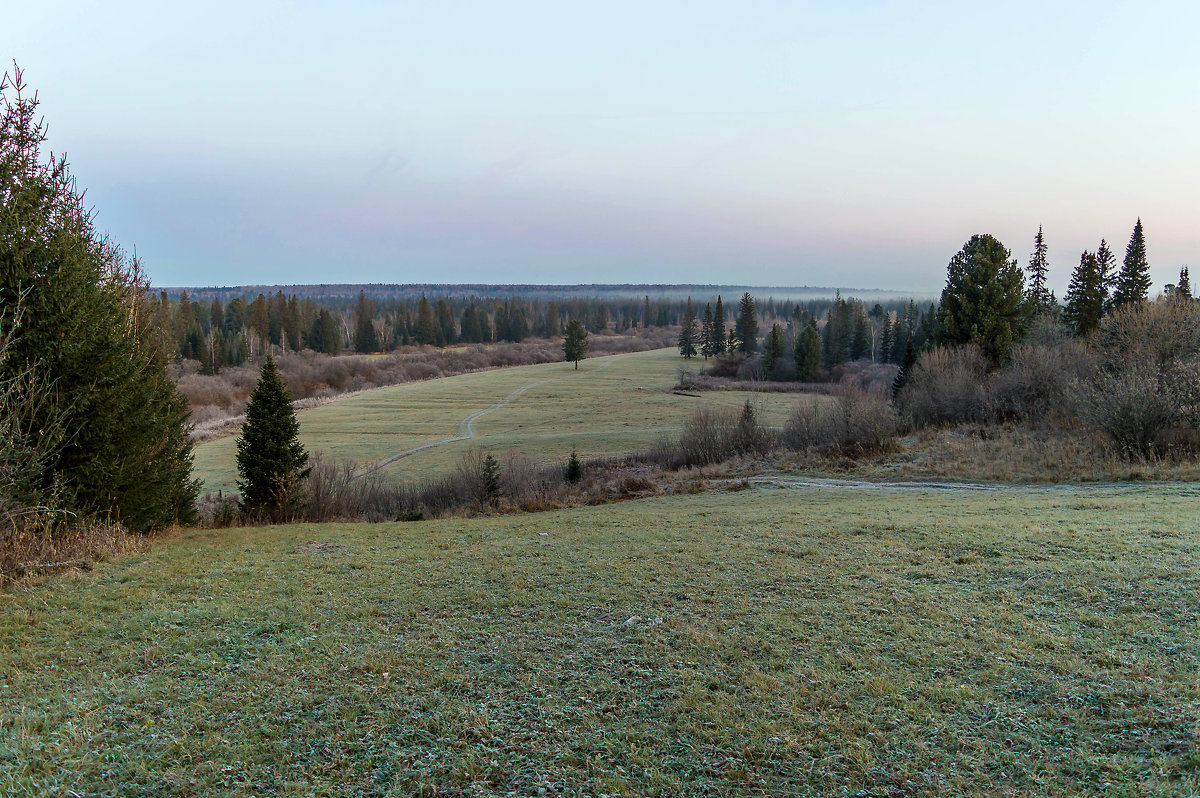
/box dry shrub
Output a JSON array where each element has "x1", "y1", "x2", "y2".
[
  {"x1": 986, "y1": 340, "x2": 1098, "y2": 423},
  {"x1": 783, "y1": 386, "x2": 899, "y2": 456},
  {"x1": 1099, "y1": 298, "x2": 1200, "y2": 369},
  {"x1": 898, "y1": 345, "x2": 988, "y2": 427},
  {"x1": 706, "y1": 353, "x2": 745, "y2": 378},
  {"x1": 2, "y1": 517, "x2": 144, "y2": 586},
  {"x1": 1079, "y1": 362, "x2": 1177, "y2": 458},
  {"x1": 675, "y1": 402, "x2": 774, "y2": 468}
]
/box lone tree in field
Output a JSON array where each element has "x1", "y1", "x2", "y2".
[
  {"x1": 937, "y1": 233, "x2": 1027, "y2": 365},
  {"x1": 563, "y1": 318, "x2": 589, "y2": 369},
  {"x1": 1111, "y1": 219, "x2": 1150, "y2": 309},
  {"x1": 236, "y1": 355, "x2": 311, "y2": 519},
  {"x1": 735, "y1": 292, "x2": 758, "y2": 353},
  {"x1": 0, "y1": 64, "x2": 197, "y2": 532},
  {"x1": 678, "y1": 298, "x2": 699, "y2": 358}
]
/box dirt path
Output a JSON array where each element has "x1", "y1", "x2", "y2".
[{"x1": 742, "y1": 475, "x2": 1200, "y2": 496}]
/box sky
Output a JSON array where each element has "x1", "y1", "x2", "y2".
[{"x1": 7, "y1": 1, "x2": 1199, "y2": 293}]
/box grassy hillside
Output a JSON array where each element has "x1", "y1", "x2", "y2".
[
  {"x1": 3, "y1": 485, "x2": 1198, "y2": 795},
  {"x1": 192, "y1": 348, "x2": 806, "y2": 494}
]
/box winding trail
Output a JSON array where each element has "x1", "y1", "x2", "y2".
[{"x1": 740, "y1": 475, "x2": 1200, "y2": 496}]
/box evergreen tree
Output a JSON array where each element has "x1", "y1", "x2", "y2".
[
  {"x1": 308, "y1": 309, "x2": 341, "y2": 355},
  {"x1": 353, "y1": 290, "x2": 378, "y2": 353},
  {"x1": 565, "y1": 448, "x2": 583, "y2": 484},
  {"x1": 236, "y1": 355, "x2": 311, "y2": 519},
  {"x1": 1111, "y1": 219, "x2": 1150, "y2": 309},
  {"x1": 850, "y1": 306, "x2": 871, "y2": 360},
  {"x1": 699, "y1": 302, "x2": 715, "y2": 358},
  {"x1": 1027, "y1": 226, "x2": 1053, "y2": 311},
  {"x1": 1176, "y1": 266, "x2": 1192, "y2": 300},
  {"x1": 678, "y1": 298, "x2": 699, "y2": 358},
  {"x1": 414, "y1": 295, "x2": 439, "y2": 345},
  {"x1": 1062, "y1": 250, "x2": 1106, "y2": 336},
  {"x1": 794, "y1": 321, "x2": 822, "y2": 381},
  {"x1": 643, "y1": 295, "x2": 652, "y2": 328},
  {"x1": 879, "y1": 316, "x2": 895, "y2": 364},
  {"x1": 1095, "y1": 238, "x2": 1117, "y2": 312},
  {"x1": 0, "y1": 66, "x2": 197, "y2": 531},
  {"x1": 544, "y1": 301, "x2": 561, "y2": 338},
  {"x1": 436, "y1": 298, "x2": 456, "y2": 344},
  {"x1": 563, "y1": 319, "x2": 589, "y2": 369},
  {"x1": 735, "y1": 292, "x2": 758, "y2": 353},
  {"x1": 712, "y1": 295, "x2": 727, "y2": 354},
  {"x1": 937, "y1": 233, "x2": 1028, "y2": 364},
  {"x1": 892, "y1": 337, "x2": 917, "y2": 399},
  {"x1": 761, "y1": 323, "x2": 786, "y2": 378}
]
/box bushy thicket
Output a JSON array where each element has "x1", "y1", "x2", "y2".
[
  {"x1": 783, "y1": 385, "x2": 900, "y2": 456},
  {"x1": 896, "y1": 298, "x2": 1200, "y2": 460}
]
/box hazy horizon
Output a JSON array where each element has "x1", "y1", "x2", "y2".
[{"x1": 9, "y1": 2, "x2": 1198, "y2": 295}]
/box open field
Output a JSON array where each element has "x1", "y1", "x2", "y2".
[
  {"x1": 3, "y1": 484, "x2": 1199, "y2": 795},
  {"x1": 193, "y1": 348, "x2": 805, "y2": 494}
]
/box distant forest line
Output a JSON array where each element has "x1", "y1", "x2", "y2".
[{"x1": 160, "y1": 283, "x2": 924, "y2": 304}]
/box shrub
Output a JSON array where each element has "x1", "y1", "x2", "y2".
[
  {"x1": 985, "y1": 340, "x2": 1098, "y2": 423},
  {"x1": 898, "y1": 345, "x2": 989, "y2": 427},
  {"x1": 675, "y1": 401, "x2": 773, "y2": 468},
  {"x1": 783, "y1": 386, "x2": 899, "y2": 456},
  {"x1": 1079, "y1": 362, "x2": 1176, "y2": 458},
  {"x1": 1098, "y1": 298, "x2": 1200, "y2": 370}
]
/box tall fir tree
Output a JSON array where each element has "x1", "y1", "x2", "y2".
[
  {"x1": 735, "y1": 292, "x2": 758, "y2": 353},
  {"x1": 761, "y1": 323, "x2": 786, "y2": 378},
  {"x1": 414, "y1": 295, "x2": 439, "y2": 345},
  {"x1": 1176, "y1": 266, "x2": 1192, "y2": 300},
  {"x1": 1062, "y1": 250, "x2": 1106, "y2": 336},
  {"x1": 678, "y1": 298, "x2": 699, "y2": 358},
  {"x1": 236, "y1": 355, "x2": 311, "y2": 519},
  {"x1": 1027, "y1": 226, "x2": 1053, "y2": 311},
  {"x1": 712, "y1": 295, "x2": 727, "y2": 354},
  {"x1": 794, "y1": 321, "x2": 822, "y2": 381},
  {"x1": 353, "y1": 290, "x2": 378, "y2": 353},
  {"x1": 892, "y1": 337, "x2": 917, "y2": 399},
  {"x1": 1111, "y1": 219, "x2": 1150, "y2": 309},
  {"x1": 699, "y1": 302, "x2": 715, "y2": 358},
  {"x1": 1094, "y1": 238, "x2": 1116, "y2": 313}
]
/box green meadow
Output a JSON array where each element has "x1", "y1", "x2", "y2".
[
  {"x1": 3, "y1": 485, "x2": 1198, "y2": 795},
  {"x1": 193, "y1": 348, "x2": 805, "y2": 493}
]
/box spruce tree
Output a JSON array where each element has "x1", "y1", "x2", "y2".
[
  {"x1": 414, "y1": 295, "x2": 439, "y2": 345},
  {"x1": 1027, "y1": 226, "x2": 1053, "y2": 311},
  {"x1": 700, "y1": 302, "x2": 715, "y2": 358},
  {"x1": 353, "y1": 290, "x2": 378, "y2": 353},
  {"x1": 712, "y1": 295, "x2": 727, "y2": 354},
  {"x1": 937, "y1": 233, "x2": 1028, "y2": 364},
  {"x1": 563, "y1": 319, "x2": 589, "y2": 369},
  {"x1": 1176, "y1": 266, "x2": 1192, "y2": 300},
  {"x1": 1095, "y1": 238, "x2": 1117, "y2": 312},
  {"x1": 794, "y1": 321, "x2": 822, "y2": 381},
  {"x1": 236, "y1": 355, "x2": 311, "y2": 519},
  {"x1": 565, "y1": 448, "x2": 583, "y2": 484},
  {"x1": 0, "y1": 65, "x2": 197, "y2": 531},
  {"x1": 1062, "y1": 250, "x2": 1105, "y2": 336},
  {"x1": 761, "y1": 323, "x2": 786, "y2": 378},
  {"x1": 1111, "y1": 219, "x2": 1150, "y2": 309},
  {"x1": 892, "y1": 337, "x2": 917, "y2": 399},
  {"x1": 678, "y1": 298, "x2": 699, "y2": 358},
  {"x1": 735, "y1": 292, "x2": 758, "y2": 353}
]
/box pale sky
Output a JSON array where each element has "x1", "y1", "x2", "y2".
[{"x1": 8, "y1": 1, "x2": 1199, "y2": 293}]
